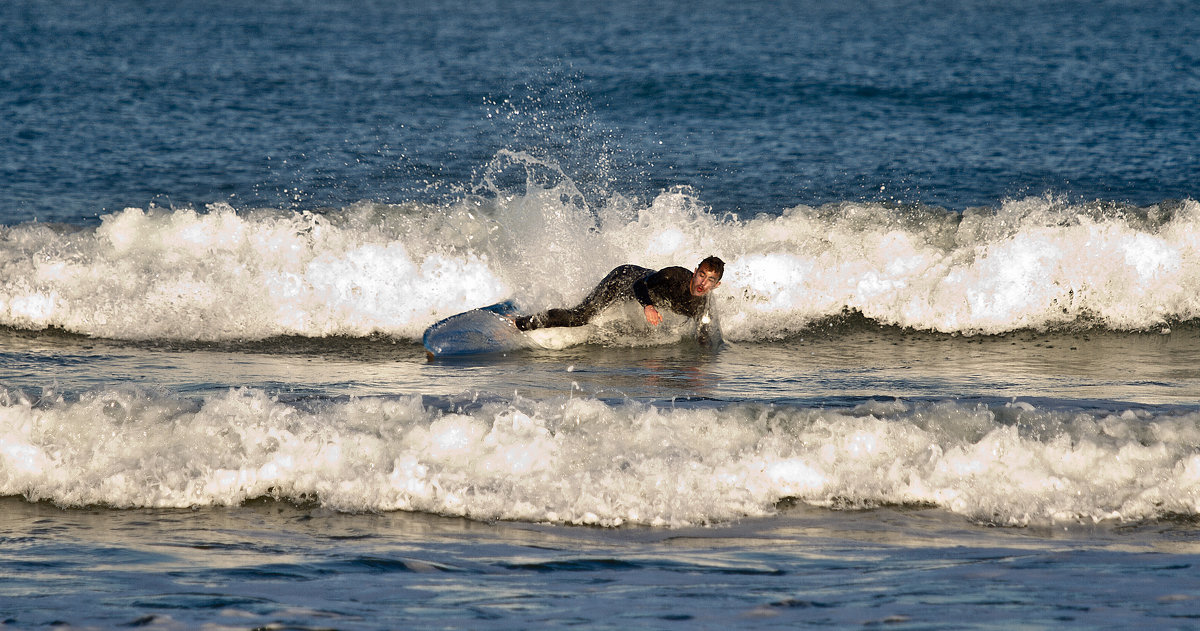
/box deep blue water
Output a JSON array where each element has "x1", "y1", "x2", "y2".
[
  {"x1": 3, "y1": 0, "x2": 1198, "y2": 223},
  {"x1": 4, "y1": 0, "x2": 1200, "y2": 628}
]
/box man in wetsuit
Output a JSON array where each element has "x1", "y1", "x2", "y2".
[{"x1": 514, "y1": 256, "x2": 724, "y2": 331}]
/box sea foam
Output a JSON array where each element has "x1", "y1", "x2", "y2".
[
  {"x1": 1, "y1": 168, "x2": 1198, "y2": 341},
  {"x1": 3, "y1": 387, "x2": 1199, "y2": 527}
]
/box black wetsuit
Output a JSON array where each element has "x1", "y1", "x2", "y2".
[{"x1": 516, "y1": 265, "x2": 708, "y2": 331}]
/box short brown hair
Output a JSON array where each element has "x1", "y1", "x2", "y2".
[{"x1": 698, "y1": 255, "x2": 724, "y2": 279}]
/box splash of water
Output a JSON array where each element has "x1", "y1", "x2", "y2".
[{"x1": 1, "y1": 158, "x2": 1197, "y2": 341}]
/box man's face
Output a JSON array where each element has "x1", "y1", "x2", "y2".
[{"x1": 689, "y1": 265, "x2": 722, "y2": 296}]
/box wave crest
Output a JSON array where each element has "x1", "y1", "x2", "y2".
[
  {"x1": 4, "y1": 387, "x2": 1200, "y2": 527},
  {"x1": 1, "y1": 167, "x2": 1198, "y2": 341}
]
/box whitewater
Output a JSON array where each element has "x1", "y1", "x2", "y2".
[
  {"x1": 4, "y1": 173, "x2": 1199, "y2": 342},
  {"x1": 4, "y1": 169, "x2": 1200, "y2": 529},
  {"x1": 6, "y1": 384, "x2": 1200, "y2": 528}
]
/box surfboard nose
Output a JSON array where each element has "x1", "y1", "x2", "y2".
[{"x1": 422, "y1": 300, "x2": 526, "y2": 357}]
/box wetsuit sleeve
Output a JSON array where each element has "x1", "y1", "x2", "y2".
[
  {"x1": 633, "y1": 276, "x2": 655, "y2": 307},
  {"x1": 633, "y1": 267, "x2": 685, "y2": 307},
  {"x1": 634, "y1": 267, "x2": 703, "y2": 317}
]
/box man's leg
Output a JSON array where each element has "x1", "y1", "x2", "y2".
[{"x1": 516, "y1": 265, "x2": 650, "y2": 330}]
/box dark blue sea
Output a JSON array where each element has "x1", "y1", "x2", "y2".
[{"x1": 4, "y1": 0, "x2": 1200, "y2": 628}]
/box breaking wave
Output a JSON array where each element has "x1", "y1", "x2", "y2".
[
  {"x1": 2, "y1": 153, "x2": 1198, "y2": 342},
  {"x1": 4, "y1": 386, "x2": 1200, "y2": 527}
]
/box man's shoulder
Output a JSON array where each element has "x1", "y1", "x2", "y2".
[
  {"x1": 639, "y1": 266, "x2": 692, "y2": 292},
  {"x1": 656, "y1": 266, "x2": 692, "y2": 279}
]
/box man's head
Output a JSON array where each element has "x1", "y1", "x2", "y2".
[{"x1": 690, "y1": 255, "x2": 724, "y2": 296}]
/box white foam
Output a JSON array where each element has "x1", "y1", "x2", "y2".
[
  {"x1": 3, "y1": 387, "x2": 1199, "y2": 527},
  {"x1": 0, "y1": 204, "x2": 507, "y2": 340},
  {"x1": 1, "y1": 162, "x2": 1198, "y2": 340}
]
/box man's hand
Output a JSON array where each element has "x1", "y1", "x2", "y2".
[{"x1": 644, "y1": 305, "x2": 662, "y2": 326}]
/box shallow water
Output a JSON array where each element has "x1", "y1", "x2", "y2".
[{"x1": 5, "y1": 324, "x2": 1199, "y2": 405}]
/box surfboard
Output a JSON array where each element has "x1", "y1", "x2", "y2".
[
  {"x1": 422, "y1": 300, "x2": 530, "y2": 358},
  {"x1": 423, "y1": 300, "x2": 722, "y2": 358}
]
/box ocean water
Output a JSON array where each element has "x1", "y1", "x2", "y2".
[{"x1": 3, "y1": 0, "x2": 1200, "y2": 628}]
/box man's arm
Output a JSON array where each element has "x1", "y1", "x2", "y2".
[
  {"x1": 633, "y1": 270, "x2": 660, "y2": 325},
  {"x1": 633, "y1": 267, "x2": 695, "y2": 326}
]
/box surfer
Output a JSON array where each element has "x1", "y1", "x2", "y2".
[{"x1": 514, "y1": 256, "x2": 724, "y2": 333}]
